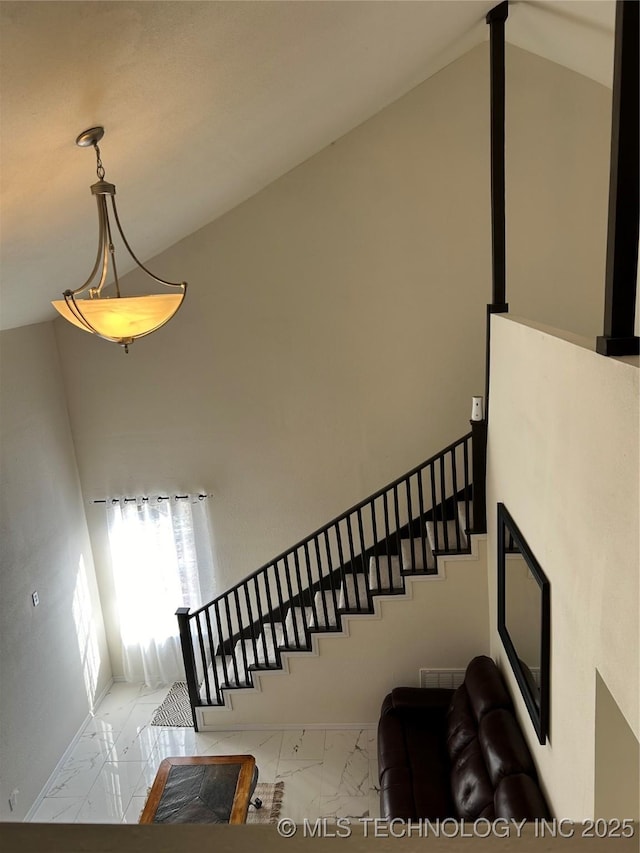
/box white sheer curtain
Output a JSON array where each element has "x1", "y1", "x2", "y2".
[{"x1": 106, "y1": 494, "x2": 214, "y2": 687}]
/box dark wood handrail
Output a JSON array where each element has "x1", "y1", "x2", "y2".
[
  {"x1": 187, "y1": 432, "x2": 471, "y2": 618},
  {"x1": 177, "y1": 429, "x2": 480, "y2": 723}
]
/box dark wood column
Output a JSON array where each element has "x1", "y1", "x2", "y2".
[
  {"x1": 484, "y1": 1, "x2": 510, "y2": 414},
  {"x1": 596, "y1": 0, "x2": 639, "y2": 357},
  {"x1": 487, "y1": 0, "x2": 509, "y2": 313},
  {"x1": 477, "y1": 1, "x2": 510, "y2": 536}
]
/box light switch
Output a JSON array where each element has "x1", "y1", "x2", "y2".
[{"x1": 32, "y1": 591, "x2": 39, "y2": 607}]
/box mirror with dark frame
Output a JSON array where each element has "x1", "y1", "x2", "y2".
[{"x1": 497, "y1": 503, "x2": 550, "y2": 744}]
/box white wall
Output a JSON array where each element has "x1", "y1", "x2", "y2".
[
  {"x1": 486, "y1": 314, "x2": 639, "y2": 819},
  {"x1": 0, "y1": 323, "x2": 111, "y2": 821},
  {"x1": 53, "y1": 44, "x2": 611, "y2": 677}
]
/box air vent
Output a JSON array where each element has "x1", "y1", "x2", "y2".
[{"x1": 419, "y1": 668, "x2": 466, "y2": 689}]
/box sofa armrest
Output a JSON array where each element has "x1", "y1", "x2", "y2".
[{"x1": 384, "y1": 687, "x2": 455, "y2": 715}]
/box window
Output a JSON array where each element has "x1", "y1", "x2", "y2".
[{"x1": 106, "y1": 494, "x2": 214, "y2": 687}]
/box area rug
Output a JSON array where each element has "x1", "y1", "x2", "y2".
[
  {"x1": 246, "y1": 782, "x2": 285, "y2": 825},
  {"x1": 151, "y1": 682, "x2": 192, "y2": 727}
]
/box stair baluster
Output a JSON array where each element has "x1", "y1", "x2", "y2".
[{"x1": 176, "y1": 432, "x2": 477, "y2": 722}]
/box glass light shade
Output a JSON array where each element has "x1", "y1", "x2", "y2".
[
  {"x1": 52, "y1": 293, "x2": 184, "y2": 343},
  {"x1": 55, "y1": 127, "x2": 188, "y2": 350}
]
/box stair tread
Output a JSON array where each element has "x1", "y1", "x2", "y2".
[
  {"x1": 457, "y1": 500, "x2": 473, "y2": 532},
  {"x1": 426, "y1": 518, "x2": 468, "y2": 552},
  {"x1": 309, "y1": 590, "x2": 338, "y2": 628},
  {"x1": 281, "y1": 607, "x2": 312, "y2": 648},
  {"x1": 234, "y1": 636, "x2": 282, "y2": 669},
  {"x1": 199, "y1": 654, "x2": 253, "y2": 703},
  {"x1": 368, "y1": 555, "x2": 403, "y2": 592},
  {"x1": 338, "y1": 573, "x2": 370, "y2": 611},
  {"x1": 400, "y1": 536, "x2": 435, "y2": 571}
]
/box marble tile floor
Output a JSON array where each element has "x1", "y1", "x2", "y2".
[{"x1": 31, "y1": 681, "x2": 381, "y2": 825}]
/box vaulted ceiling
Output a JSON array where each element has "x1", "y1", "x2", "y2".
[{"x1": 0, "y1": 1, "x2": 614, "y2": 331}]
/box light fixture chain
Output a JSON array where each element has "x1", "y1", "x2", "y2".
[{"x1": 94, "y1": 143, "x2": 106, "y2": 180}]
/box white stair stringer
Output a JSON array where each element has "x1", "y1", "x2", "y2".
[{"x1": 195, "y1": 534, "x2": 487, "y2": 728}]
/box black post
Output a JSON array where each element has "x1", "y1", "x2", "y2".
[
  {"x1": 484, "y1": 1, "x2": 510, "y2": 414},
  {"x1": 596, "y1": 0, "x2": 639, "y2": 357},
  {"x1": 487, "y1": 0, "x2": 509, "y2": 310},
  {"x1": 176, "y1": 607, "x2": 200, "y2": 731},
  {"x1": 470, "y1": 418, "x2": 487, "y2": 535},
  {"x1": 479, "y1": 2, "x2": 509, "y2": 531}
]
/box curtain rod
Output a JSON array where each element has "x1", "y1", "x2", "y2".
[{"x1": 91, "y1": 493, "x2": 212, "y2": 505}]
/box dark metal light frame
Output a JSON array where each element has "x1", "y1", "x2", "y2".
[{"x1": 52, "y1": 127, "x2": 187, "y2": 352}]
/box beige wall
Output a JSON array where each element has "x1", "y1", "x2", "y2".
[
  {"x1": 486, "y1": 315, "x2": 639, "y2": 819},
  {"x1": 55, "y1": 43, "x2": 492, "y2": 674},
  {"x1": 0, "y1": 324, "x2": 111, "y2": 821},
  {"x1": 53, "y1": 44, "x2": 611, "y2": 677},
  {"x1": 594, "y1": 671, "x2": 640, "y2": 820},
  {"x1": 505, "y1": 46, "x2": 611, "y2": 338}
]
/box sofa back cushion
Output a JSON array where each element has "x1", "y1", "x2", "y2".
[
  {"x1": 449, "y1": 735, "x2": 495, "y2": 820},
  {"x1": 447, "y1": 657, "x2": 513, "y2": 764},
  {"x1": 479, "y1": 708, "x2": 536, "y2": 787},
  {"x1": 447, "y1": 684, "x2": 477, "y2": 761},
  {"x1": 464, "y1": 655, "x2": 513, "y2": 721},
  {"x1": 446, "y1": 656, "x2": 547, "y2": 820}
]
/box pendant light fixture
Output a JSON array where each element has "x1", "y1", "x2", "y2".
[{"x1": 52, "y1": 127, "x2": 187, "y2": 353}]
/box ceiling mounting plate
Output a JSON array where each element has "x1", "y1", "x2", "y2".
[{"x1": 76, "y1": 126, "x2": 105, "y2": 148}]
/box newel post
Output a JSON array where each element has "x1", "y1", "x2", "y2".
[
  {"x1": 176, "y1": 607, "x2": 200, "y2": 731},
  {"x1": 470, "y1": 397, "x2": 488, "y2": 535},
  {"x1": 484, "y1": 0, "x2": 510, "y2": 415},
  {"x1": 476, "y1": 2, "x2": 509, "y2": 536}
]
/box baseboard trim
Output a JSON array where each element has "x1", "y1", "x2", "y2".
[{"x1": 24, "y1": 677, "x2": 114, "y2": 822}]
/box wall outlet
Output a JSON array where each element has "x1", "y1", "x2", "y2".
[
  {"x1": 31, "y1": 591, "x2": 39, "y2": 607},
  {"x1": 8, "y1": 789, "x2": 18, "y2": 812}
]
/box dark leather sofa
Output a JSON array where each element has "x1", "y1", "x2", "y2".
[{"x1": 378, "y1": 655, "x2": 550, "y2": 820}]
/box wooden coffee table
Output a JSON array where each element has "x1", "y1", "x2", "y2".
[{"x1": 139, "y1": 755, "x2": 257, "y2": 824}]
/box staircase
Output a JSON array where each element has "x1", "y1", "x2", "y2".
[{"x1": 176, "y1": 431, "x2": 485, "y2": 728}]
